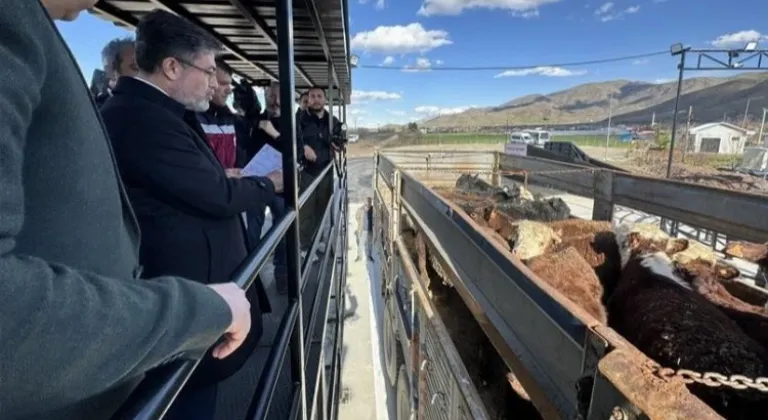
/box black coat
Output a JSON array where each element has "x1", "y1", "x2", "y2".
[
  {"x1": 101, "y1": 76, "x2": 274, "y2": 384},
  {"x1": 300, "y1": 110, "x2": 339, "y2": 175}
]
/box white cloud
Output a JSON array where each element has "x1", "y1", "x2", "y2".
[
  {"x1": 711, "y1": 30, "x2": 767, "y2": 48},
  {"x1": 403, "y1": 57, "x2": 433, "y2": 72},
  {"x1": 435, "y1": 59, "x2": 444, "y2": 65},
  {"x1": 414, "y1": 105, "x2": 475, "y2": 116},
  {"x1": 381, "y1": 56, "x2": 395, "y2": 66},
  {"x1": 595, "y1": 2, "x2": 639, "y2": 22},
  {"x1": 375, "y1": 0, "x2": 385, "y2": 9},
  {"x1": 494, "y1": 66, "x2": 587, "y2": 78},
  {"x1": 513, "y1": 8, "x2": 540, "y2": 18},
  {"x1": 594, "y1": 2, "x2": 613, "y2": 15},
  {"x1": 350, "y1": 23, "x2": 452, "y2": 54},
  {"x1": 351, "y1": 90, "x2": 402, "y2": 102},
  {"x1": 348, "y1": 108, "x2": 368, "y2": 115},
  {"x1": 652, "y1": 78, "x2": 673, "y2": 84},
  {"x1": 632, "y1": 58, "x2": 649, "y2": 65},
  {"x1": 387, "y1": 109, "x2": 407, "y2": 116},
  {"x1": 417, "y1": 0, "x2": 560, "y2": 17}
]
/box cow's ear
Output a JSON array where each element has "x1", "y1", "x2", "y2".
[{"x1": 667, "y1": 238, "x2": 689, "y2": 254}]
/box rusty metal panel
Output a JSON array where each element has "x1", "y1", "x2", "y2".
[
  {"x1": 499, "y1": 154, "x2": 597, "y2": 197},
  {"x1": 612, "y1": 173, "x2": 768, "y2": 243},
  {"x1": 591, "y1": 348, "x2": 722, "y2": 420}
]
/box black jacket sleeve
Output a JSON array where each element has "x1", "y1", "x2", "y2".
[
  {"x1": 105, "y1": 112, "x2": 276, "y2": 219},
  {"x1": 0, "y1": 3, "x2": 232, "y2": 416}
]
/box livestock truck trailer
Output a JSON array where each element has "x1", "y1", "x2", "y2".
[{"x1": 371, "y1": 149, "x2": 768, "y2": 420}]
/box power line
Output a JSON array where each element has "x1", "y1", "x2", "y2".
[{"x1": 359, "y1": 50, "x2": 669, "y2": 71}]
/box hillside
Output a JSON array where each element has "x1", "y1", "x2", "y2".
[{"x1": 421, "y1": 72, "x2": 768, "y2": 128}]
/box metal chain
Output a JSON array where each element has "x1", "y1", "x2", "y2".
[{"x1": 647, "y1": 362, "x2": 768, "y2": 393}]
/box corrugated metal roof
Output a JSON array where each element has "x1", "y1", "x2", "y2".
[{"x1": 90, "y1": 0, "x2": 352, "y2": 103}]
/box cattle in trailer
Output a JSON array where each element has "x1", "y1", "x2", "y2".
[{"x1": 609, "y1": 242, "x2": 768, "y2": 418}]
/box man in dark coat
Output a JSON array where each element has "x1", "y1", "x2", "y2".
[
  {"x1": 0, "y1": 1, "x2": 253, "y2": 419},
  {"x1": 244, "y1": 81, "x2": 306, "y2": 293},
  {"x1": 101, "y1": 10, "x2": 282, "y2": 420},
  {"x1": 97, "y1": 36, "x2": 138, "y2": 107},
  {"x1": 299, "y1": 87, "x2": 340, "y2": 252}
]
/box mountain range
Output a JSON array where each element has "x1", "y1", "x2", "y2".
[{"x1": 420, "y1": 72, "x2": 768, "y2": 128}]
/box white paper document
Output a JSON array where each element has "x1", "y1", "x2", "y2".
[{"x1": 242, "y1": 144, "x2": 282, "y2": 177}]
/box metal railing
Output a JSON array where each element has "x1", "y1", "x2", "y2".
[{"x1": 110, "y1": 158, "x2": 347, "y2": 420}]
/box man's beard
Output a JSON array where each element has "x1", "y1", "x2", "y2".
[{"x1": 187, "y1": 99, "x2": 210, "y2": 112}]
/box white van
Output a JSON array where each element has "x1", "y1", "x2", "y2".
[
  {"x1": 524, "y1": 129, "x2": 551, "y2": 145},
  {"x1": 508, "y1": 131, "x2": 534, "y2": 144}
]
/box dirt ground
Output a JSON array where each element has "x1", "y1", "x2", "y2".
[{"x1": 621, "y1": 148, "x2": 768, "y2": 195}]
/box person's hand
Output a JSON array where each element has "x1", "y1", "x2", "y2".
[
  {"x1": 303, "y1": 145, "x2": 317, "y2": 162},
  {"x1": 207, "y1": 283, "x2": 251, "y2": 359},
  {"x1": 259, "y1": 119, "x2": 280, "y2": 140},
  {"x1": 225, "y1": 168, "x2": 242, "y2": 179},
  {"x1": 266, "y1": 169, "x2": 284, "y2": 193}
]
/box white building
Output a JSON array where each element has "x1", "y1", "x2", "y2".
[{"x1": 687, "y1": 122, "x2": 754, "y2": 154}]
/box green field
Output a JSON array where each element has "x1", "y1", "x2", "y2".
[{"x1": 396, "y1": 132, "x2": 632, "y2": 148}]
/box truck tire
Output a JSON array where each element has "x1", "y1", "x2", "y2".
[
  {"x1": 396, "y1": 364, "x2": 411, "y2": 420},
  {"x1": 383, "y1": 295, "x2": 404, "y2": 388}
]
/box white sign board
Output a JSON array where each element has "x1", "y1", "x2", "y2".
[{"x1": 504, "y1": 142, "x2": 528, "y2": 156}]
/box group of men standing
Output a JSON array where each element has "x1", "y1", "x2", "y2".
[{"x1": 0, "y1": 2, "x2": 339, "y2": 420}]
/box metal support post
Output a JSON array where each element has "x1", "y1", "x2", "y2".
[
  {"x1": 666, "y1": 50, "x2": 686, "y2": 178},
  {"x1": 276, "y1": 0, "x2": 307, "y2": 417},
  {"x1": 389, "y1": 170, "x2": 401, "y2": 295}
]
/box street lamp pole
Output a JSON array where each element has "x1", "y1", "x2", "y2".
[
  {"x1": 759, "y1": 108, "x2": 767, "y2": 146},
  {"x1": 604, "y1": 93, "x2": 612, "y2": 159},
  {"x1": 666, "y1": 44, "x2": 688, "y2": 178}
]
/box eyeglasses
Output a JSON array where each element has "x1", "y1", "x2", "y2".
[{"x1": 175, "y1": 57, "x2": 217, "y2": 79}]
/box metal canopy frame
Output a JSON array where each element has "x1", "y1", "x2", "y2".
[
  {"x1": 93, "y1": 1, "x2": 352, "y2": 419},
  {"x1": 90, "y1": 0, "x2": 352, "y2": 102}
]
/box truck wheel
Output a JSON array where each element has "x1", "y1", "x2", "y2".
[
  {"x1": 383, "y1": 295, "x2": 403, "y2": 388},
  {"x1": 396, "y1": 364, "x2": 412, "y2": 420}
]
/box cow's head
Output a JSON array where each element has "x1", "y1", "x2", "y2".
[
  {"x1": 639, "y1": 251, "x2": 692, "y2": 290},
  {"x1": 614, "y1": 223, "x2": 688, "y2": 269},
  {"x1": 510, "y1": 220, "x2": 562, "y2": 260}
]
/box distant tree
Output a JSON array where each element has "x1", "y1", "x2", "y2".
[{"x1": 407, "y1": 122, "x2": 419, "y2": 132}]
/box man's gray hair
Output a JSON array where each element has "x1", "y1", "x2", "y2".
[
  {"x1": 101, "y1": 37, "x2": 135, "y2": 74},
  {"x1": 135, "y1": 9, "x2": 222, "y2": 73}
]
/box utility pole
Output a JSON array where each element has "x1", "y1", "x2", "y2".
[
  {"x1": 743, "y1": 97, "x2": 752, "y2": 128},
  {"x1": 759, "y1": 108, "x2": 767, "y2": 146},
  {"x1": 682, "y1": 105, "x2": 693, "y2": 163},
  {"x1": 742, "y1": 96, "x2": 764, "y2": 128},
  {"x1": 604, "y1": 93, "x2": 613, "y2": 159},
  {"x1": 651, "y1": 111, "x2": 656, "y2": 127}
]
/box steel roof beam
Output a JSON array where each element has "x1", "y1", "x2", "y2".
[
  {"x1": 301, "y1": 0, "x2": 340, "y2": 94},
  {"x1": 226, "y1": 0, "x2": 315, "y2": 87},
  {"x1": 222, "y1": 54, "x2": 329, "y2": 63},
  {"x1": 141, "y1": 0, "x2": 280, "y2": 81}
]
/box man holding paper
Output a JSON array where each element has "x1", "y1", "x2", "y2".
[{"x1": 101, "y1": 11, "x2": 282, "y2": 417}]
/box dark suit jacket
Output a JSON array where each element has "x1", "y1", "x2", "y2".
[
  {"x1": 101, "y1": 76, "x2": 274, "y2": 384},
  {"x1": 0, "y1": 2, "x2": 233, "y2": 419}
]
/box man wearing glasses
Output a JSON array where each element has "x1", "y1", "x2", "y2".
[{"x1": 101, "y1": 10, "x2": 282, "y2": 420}]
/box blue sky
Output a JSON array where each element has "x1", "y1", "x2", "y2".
[{"x1": 60, "y1": 0, "x2": 768, "y2": 127}]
